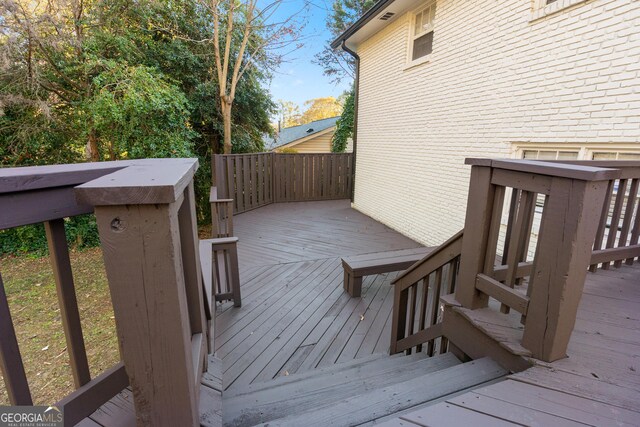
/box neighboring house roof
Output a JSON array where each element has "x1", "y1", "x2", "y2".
[
  {"x1": 268, "y1": 117, "x2": 340, "y2": 150},
  {"x1": 331, "y1": 0, "x2": 422, "y2": 50}
]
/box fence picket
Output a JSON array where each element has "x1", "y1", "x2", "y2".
[{"x1": 214, "y1": 153, "x2": 354, "y2": 213}]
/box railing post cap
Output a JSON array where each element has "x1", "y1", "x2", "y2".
[
  {"x1": 465, "y1": 158, "x2": 621, "y2": 181},
  {"x1": 75, "y1": 158, "x2": 199, "y2": 206}
]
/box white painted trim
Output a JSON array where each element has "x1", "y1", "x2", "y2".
[
  {"x1": 406, "y1": 1, "x2": 436, "y2": 65},
  {"x1": 403, "y1": 54, "x2": 432, "y2": 70},
  {"x1": 512, "y1": 142, "x2": 640, "y2": 160},
  {"x1": 529, "y1": 0, "x2": 590, "y2": 22}
]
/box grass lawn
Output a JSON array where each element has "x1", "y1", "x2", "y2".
[{"x1": 0, "y1": 248, "x2": 119, "y2": 405}]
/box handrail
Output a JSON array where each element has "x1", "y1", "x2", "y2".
[
  {"x1": 390, "y1": 159, "x2": 639, "y2": 363},
  {"x1": 455, "y1": 159, "x2": 624, "y2": 362},
  {"x1": 393, "y1": 230, "x2": 463, "y2": 290},
  {"x1": 389, "y1": 230, "x2": 463, "y2": 355},
  {"x1": 1, "y1": 162, "x2": 132, "y2": 416},
  {"x1": 1, "y1": 159, "x2": 207, "y2": 426}
]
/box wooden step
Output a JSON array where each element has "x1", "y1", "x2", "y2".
[
  {"x1": 256, "y1": 357, "x2": 507, "y2": 427},
  {"x1": 225, "y1": 351, "x2": 417, "y2": 398},
  {"x1": 223, "y1": 353, "x2": 461, "y2": 426}
]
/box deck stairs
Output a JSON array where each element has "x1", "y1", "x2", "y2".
[{"x1": 220, "y1": 351, "x2": 507, "y2": 427}]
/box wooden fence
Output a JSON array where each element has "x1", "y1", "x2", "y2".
[{"x1": 213, "y1": 153, "x2": 353, "y2": 214}]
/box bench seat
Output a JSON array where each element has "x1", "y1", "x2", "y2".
[{"x1": 342, "y1": 247, "x2": 434, "y2": 297}]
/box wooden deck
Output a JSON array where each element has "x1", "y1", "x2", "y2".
[
  {"x1": 380, "y1": 262, "x2": 640, "y2": 426},
  {"x1": 215, "y1": 200, "x2": 420, "y2": 390}
]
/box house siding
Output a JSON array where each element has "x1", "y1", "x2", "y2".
[
  {"x1": 353, "y1": 0, "x2": 640, "y2": 246},
  {"x1": 276, "y1": 128, "x2": 354, "y2": 153},
  {"x1": 293, "y1": 131, "x2": 334, "y2": 153}
]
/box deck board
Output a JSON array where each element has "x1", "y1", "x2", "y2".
[
  {"x1": 233, "y1": 200, "x2": 421, "y2": 269},
  {"x1": 383, "y1": 262, "x2": 640, "y2": 425},
  {"x1": 216, "y1": 200, "x2": 420, "y2": 391},
  {"x1": 83, "y1": 199, "x2": 639, "y2": 425}
]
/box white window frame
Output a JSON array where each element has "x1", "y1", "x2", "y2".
[
  {"x1": 530, "y1": 0, "x2": 589, "y2": 22},
  {"x1": 405, "y1": 1, "x2": 436, "y2": 69},
  {"x1": 512, "y1": 143, "x2": 640, "y2": 161}
]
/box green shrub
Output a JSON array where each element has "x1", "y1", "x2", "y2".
[{"x1": 0, "y1": 215, "x2": 100, "y2": 257}]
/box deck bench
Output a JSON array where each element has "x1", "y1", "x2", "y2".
[{"x1": 342, "y1": 247, "x2": 434, "y2": 297}]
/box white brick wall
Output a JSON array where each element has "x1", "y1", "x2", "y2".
[{"x1": 353, "y1": 0, "x2": 640, "y2": 246}]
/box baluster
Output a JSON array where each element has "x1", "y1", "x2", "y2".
[
  {"x1": 439, "y1": 261, "x2": 455, "y2": 355},
  {"x1": 502, "y1": 191, "x2": 535, "y2": 313},
  {"x1": 502, "y1": 189, "x2": 520, "y2": 264},
  {"x1": 590, "y1": 180, "x2": 614, "y2": 271},
  {"x1": 447, "y1": 257, "x2": 459, "y2": 295},
  {"x1": 603, "y1": 179, "x2": 627, "y2": 269},
  {"x1": 515, "y1": 191, "x2": 536, "y2": 286},
  {"x1": 45, "y1": 218, "x2": 91, "y2": 388},
  {"x1": 484, "y1": 186, "x2": 506, "y2": 275},
  {"x1": 616, "y1": 179, "x2": 638, "y2": 267},
  {"x1": 416, "y1": 278, "x2": 429, "y2": 353},
  {"x1": 626, "y1": 182, "x2": 640, "y2": 265},
  {"x1": 407, "y1": 284, "x2": 418, "y2": 355},
  {"x1": 0, "y1": 272, "x2": 33, "y2": 405},
  {"x1": 426, "y1": 267, "x2": 443, "y2": 356}
]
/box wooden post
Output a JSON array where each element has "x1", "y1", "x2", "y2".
[
  {"x1": 389, "y1": 285, "x2": 408, "y2": 354},
  {"x1": 455, "y1": 164, "x2": 495, "y2": 309},
  {"x1": 522, "y1": 177, "x2": 609, "y2": 361},
  {"x1": 76, "y1": 159, "x2": 201, "y2": 426},
  {"x1": 178, "y1": 182, "x2": 208, "y2": 375},
  {"x1": 211, "y1": 153, "x2": 217, "y2": 187}
]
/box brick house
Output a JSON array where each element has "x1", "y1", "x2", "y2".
[{"x1": 333, "y1": 0, "x2": 640, "y2": 246}]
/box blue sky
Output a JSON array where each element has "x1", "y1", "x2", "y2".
[{"x1": 263, "y1": 0, "x2": 354, "y2": 109}]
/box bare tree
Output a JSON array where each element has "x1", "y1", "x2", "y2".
[{"x1": 204, "y1": 0, "x2": 306, "y2": 153}]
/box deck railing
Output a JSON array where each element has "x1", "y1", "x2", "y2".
[
  {"x1": 213, "y1": 152, "x2": 353, "y2": 214},
  {"x1": 0, "y1": 159, "x2": 210, "y2": 426},
  {"x1": 550, "y1": 161, "x2": 640, "y2": 270},
  {"x1": 389, "y1": 231, "x2": 462, "y2": 355},
  {"x1": 391, "y1": 159, "x2": 639, "y2": 363}
]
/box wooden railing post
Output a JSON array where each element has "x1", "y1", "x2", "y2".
[
  {"x1": 76, "y1": 159, "x2": 202, "y2": 426},
  {"x1": 455, "y1": 162, "x2": 495, "y2": 309},
  {"x1": 389, "y1": 285, "x2": 408, "y2": 355},
  {"x1": 522, "y1": 175, "x2": 610, "y2": 362}
]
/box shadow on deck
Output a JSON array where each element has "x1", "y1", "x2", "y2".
[{"x1": 215, "y1": 200, "x2": 421, "y2": 390}]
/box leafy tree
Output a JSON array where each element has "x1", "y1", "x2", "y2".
[
  {"x1": 85, "y1": 62, "x2": 196, "y2": 160},
  {"x1": 300, "y1": 97, "x2": 343, "y2": 124},
  {"x1": 194, "y1": 0, "x2": 305, "y2": 154},
  {"x1": 331, "y1": 89, "x2": 354, "y2": 152},
  {"x1": 277, "y1": 100, "x2": 302, "y2": 128},
  {"x1": 0, "y1": 0, "x2": 281, "y2": 255},
  {"x1": 314, "y1": 0, "x2": 375, "y2": 84}
]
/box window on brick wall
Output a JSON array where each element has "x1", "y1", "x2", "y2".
[
  {"x1": 522, "y1": 149, "x2": 579, "y2": 160},
  {"x1": 410, "y1": 1, "x2": 436, "y2": 61},
  {"x1": 531, "y1": 0, "x2": 590, "y2": 20},
  {"x1": 592, "y1": 152, "x2": 640, "y2": 160},
  {"x1": 519, "y1": 146, "x2": 640, "y2": 161},
  {"x1": 516, "y1": 145, "x2": 640, "y2": 208}
]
